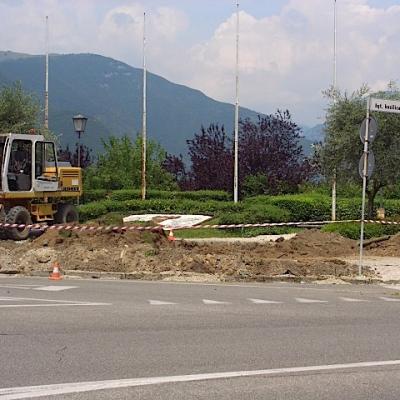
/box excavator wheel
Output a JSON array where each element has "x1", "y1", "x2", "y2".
[
  {"x1": 54, "y1": 204, "x2": 79, "y2": 224},
  {"x1": 0, "y1": 206, "x2": 7, "y2": 240},
  {"x1": 6, "y1": 206, "x2": 32, "y2": 241}
]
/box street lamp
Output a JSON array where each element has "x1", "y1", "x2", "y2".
[{"x1": 72, "y1": 114, "x2": 88, "y2": 168}]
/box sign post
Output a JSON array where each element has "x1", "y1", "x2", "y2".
[
  {"x1": 359, "y1": 97, "x2": 371, "y2": 276},
  {"x1": 358, "y1": 97, "x2": 400, "y2": 276}
]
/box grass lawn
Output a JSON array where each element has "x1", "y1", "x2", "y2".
[{"x1": 174, "y1": 226, "x2": 301, "y2": 239}]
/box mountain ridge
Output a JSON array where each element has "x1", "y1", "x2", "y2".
[{"x1": 0, "y1": 51, "x2": 320, "y2": 156}]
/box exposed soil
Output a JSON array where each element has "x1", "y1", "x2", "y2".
[
  {"x1": 0, "y1": 229, "x2": 377, "y2": 282},
  {"x1": 366, "y1": 233, "x2": 400, "y2": 257}
]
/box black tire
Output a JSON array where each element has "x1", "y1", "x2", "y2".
[
  {"x1": 6, "y1": 206, "x2": 32, "y2": 241},
  {"x1": 54, "y1": 204, "x2": 79, "y2": 224},
  {"x1": 0, "y1": 206, "x2": 7, "y2": 240}
]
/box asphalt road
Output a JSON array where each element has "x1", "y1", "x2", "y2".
[{"x1": 1, "y1": 277, "x2": 400, "y2": 399}]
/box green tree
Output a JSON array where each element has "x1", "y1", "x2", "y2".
[
  {"x1": 322, "y1": 83, "x2": 400, "y2": 216},
  {"x1": 84, "y1": 135, "x2": 177, "y2": 191},
  {"x1": 0, "y1": 82, "x2": 40, "y2": 133}
]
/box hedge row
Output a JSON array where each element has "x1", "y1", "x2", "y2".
[
  {"x1": 79, "y1": 199, "x2": 243, "y2": 222},
  {"x1": 245, "y1": 194, "x2": 364, "y2": 221},
  {"x1": 322, "y1": 222, "x2": 400, "y2": 240},
  {"x1": 82, "y1": 189, "x2": 231, "y2": 203},
  {"x1": 218, "y1": 204, "x2": 291, "y2": 224},
  {"x1": 79, "y1": 192, "x2": 400, "y2": 225}
]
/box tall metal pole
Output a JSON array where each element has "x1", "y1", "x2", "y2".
[
  {"x1": 77, "y1": 132, "x2": 81, "y2": 206},
  {"x1": 44, "y1": 15, "x2": 49, "y2": 130},
  {"x1": 141, "y1": 12, "x2": 147, "y2": 201},
  {"x1": 359, "y1": 97, "x2": 371, "y2": 277},
  {"x1": 233, "y1": 1, "x2": 240, "y2": 203},
  {"x1": 77, "y1": 132, "x2": 81, "y2": 169},
  {"x1": 331, "y1": 0, "x2": 337, "y2": 221}
]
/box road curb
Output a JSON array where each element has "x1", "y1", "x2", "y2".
[{"x1": 0, "y1": 269, "x2": 389, "y2": 285}]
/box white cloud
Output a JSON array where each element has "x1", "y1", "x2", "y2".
[
  {"x1": 0, "y1": 0, "x2": 399, "y2": 125},
  {"x1": 183, "y1": 0, "x2": 400, "y2": 123}
]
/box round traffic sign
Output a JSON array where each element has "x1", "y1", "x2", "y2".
[
  {"x1": 360, "y1": 116, "x2": 378, "y2": 144},
  {"x1": 358, "y1": 150, "x2": 375, "y2": 179}
]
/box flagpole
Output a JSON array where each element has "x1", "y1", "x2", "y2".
[
  {"x1": 141, "y1": 12, "x2": 147, "y2": 200},
  {"x1": 44, "y1": 15, "x2": 49, "y2": 130},
  {"x1": 331, "y1": 0, "x2": 337, "y2": 221},
  {"x1": 233, "y1": 1, "x2": 240, "y2": 203}
]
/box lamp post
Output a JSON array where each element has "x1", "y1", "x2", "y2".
[{"x1": 72, "y1": 114, "x2": 88, "y2": 168}]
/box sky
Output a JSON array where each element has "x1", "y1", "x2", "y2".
[{"x1": 0, "y1": 0, "x2": 400, "y2": 126}]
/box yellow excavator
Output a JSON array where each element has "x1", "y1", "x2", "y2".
[{"x1": 0, "y1": 132, "x2": 81, "y2": 240}]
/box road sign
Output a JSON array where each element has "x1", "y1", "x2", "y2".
[
  {"x1": 358, "y1": 150, "x2": 375, "y2": 180},
  {"x1": 359, "y1": 116, "x2": 378, "y2": 144},
  {"x1": 370, "y1": 98, "x2": 400, "y2": 114}
]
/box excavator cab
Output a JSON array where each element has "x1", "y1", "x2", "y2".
[{"x1": 0, "y1": 133, "x2": 82, "y2": 240}]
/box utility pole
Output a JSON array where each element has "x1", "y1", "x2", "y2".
[
  {"x1": 233, "y1": 0, "x2": 240, "y2": 203},
  {"x1": 331, "y1": 0, "x2": 337, "y2": 221},
  {"x1": 141, "y1": 12, "x2": 147, "y2": 200},
  {"x1": 44, "y1": 15, "x2": 49, "y2": 130}
]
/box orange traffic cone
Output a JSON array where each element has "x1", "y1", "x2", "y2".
[
  {"x1": 49, "y1": 262, "x2": 62, "y2": 280},
  {"x1": 167, "y1": 229, "x2": 176, "y2": 242}
]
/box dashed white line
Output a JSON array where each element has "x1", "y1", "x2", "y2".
[
  {"x1": 295, "y1": 298, "x2": 328, "y2": 304},
  {"x1": 2, "y1": 359, "x2": 400, "y2": 399},
  {"x1": 339, "y1": 297, "x2": 369, "y2": 302},
  {"x1": 0, "y1": 303, "x2": 110, "y2": 308},
  {"x1": 33, "y1": 286, "x2": 77, "y2": 292},
  {"x1": 0, "y1": 296, "x2": 110, "y2": 308},
  {"x1": 248, "y1": 298, "x2": 283, "y2": 304},
  {"x1": 379, "y1": 296, "x2": 400, "y2": 302},
  {"x1": 148, "y1": 300, "x2": 177, "y2": 305},
  {"x1": 202, "y1": 299, "x2": 231, "y2": 305}
]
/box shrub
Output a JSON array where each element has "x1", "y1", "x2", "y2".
[
  {"x1": 78, "y1": 198, "x2": 243, "y2": 222},
  {"x1": 219, "y1": 204, "x2": 291, "y2": 225},
  {"x1": 322, "y1": 222, "x2": 400, "y2": 240},
  {"x1": 267, "y1": 194, "x2": 331, "y2": 221},
  {"x1": 108, "y1": 189, "x2": 231, "y2": 202},
  {"x1": 82, "y1": 189, "x2": 108, "y2": 203},
  {"x1": 381, "y1": 200, "x2": 400, "y2": 218},
  {"x1": 336, "y1": 198, "x2": 362, "y2": 220},
  {"x1": 78, "y1": 202, "x2": 108, "y2": 221}
]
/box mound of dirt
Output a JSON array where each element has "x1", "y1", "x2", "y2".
[
  {"x1": 0, "y1": 229, "x2": 368, "y2": 281},
  {"x1": 367, "y1": 233, "x2": 400, "y2": 257}
]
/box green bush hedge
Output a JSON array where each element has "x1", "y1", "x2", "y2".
[
  {"x1": 81, "y1": 189, "x2": 108, "y2": 203},
  {"x1": 218, "y1": 204, "x2": 291, "y2": 224},
  {"x1": 322, "y1": 222, "x2": 400, "y2": 240},
  {"x1": 107, "y1": 189, "x2": 231, "y2": 202},
  {"x1": 79, "y1": 191, "x2": 400, "y2": 224},
  {"x1": 246, "y1": 194, "x2": 332, "y2": 221},
  {"x1": 79, "y1": 198, "x2": 243, "y2": 222}
]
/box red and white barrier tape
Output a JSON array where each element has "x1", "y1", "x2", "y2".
[
  {"x1": 163, "y1": 219, "x2": 362, "y2": 230},
  {"x1": 0, "y1": 219, "x2": 399, "y2": 234},
  {"x1": 0, "y1": 222, "x2": 163, "y2": 233}
]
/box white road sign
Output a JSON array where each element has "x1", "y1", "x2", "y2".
[{"x1": 370, "y1": 98, "x2": 400, "y2": 114}]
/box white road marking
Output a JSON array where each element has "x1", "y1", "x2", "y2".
[
  {"x1": 2, "y1": 359, "x2": 400, "y2": 399},
  {"x1": 295, "y1": 297, "x2": 328, "y2": 304},
  {"x1": 0, "y1": 285, "x2": 37, "y2": 290},
  {"x1": 103, "y1": 279, "x2": 362, "y2": 292},
  {"x1": 0, "y1": 296, "x2": 110, "y2": 308},
  {"x1": 248, "y1": 298, "x2": 283, "y2": 304},
  {"x1": 202, "y1": 299, "x2": 231, "y2": 305},
  {"x1": 0, "y1": 303, "x2": 110, "y2": 308},
  {"x1": 148, "y1": 300, "x2": 176, "y2": 305},
  {"x1": 379, "y1": 296, "x2": 400, "y2": 302},
  {"x1": 0, "y1": 296, "x2": 96, "y2": 304},
  {"x1": 33, "y1": 286, "x2": 77, "y2": 292},
  {"x1": 339, "y1": 297, "x2": 369, "y2": 302},
  {"x1": 0, "y1": 297, "x2": 26, "y2": 301}
]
